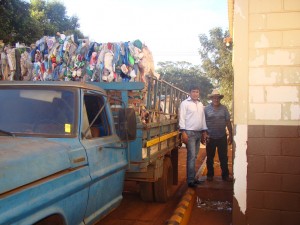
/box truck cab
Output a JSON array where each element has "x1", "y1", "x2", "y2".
[{"x1": 0, "y1": 81, "x2": 136, "y2": 225}]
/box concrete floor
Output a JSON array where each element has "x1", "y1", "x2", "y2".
[
  {"x1": 98, "y1": 145, "x2": 233, "y2": 225},
  {"x1": 182, "y1": 145, "x2": 233, "y2": 225}
]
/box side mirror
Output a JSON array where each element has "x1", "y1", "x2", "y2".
[{"x1": 118, "y1": 108, "x2": 136, "y2": 141}]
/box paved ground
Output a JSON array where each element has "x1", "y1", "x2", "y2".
[
  {"x1": 98, "y1": 145, "x2": 233, "y2": 225},
  {"x1": 184, "y1": 145, "x2": 233, "y2": 225},
  {"x1": 97, "y1": 148, "x2": 189, "y2": 225}
]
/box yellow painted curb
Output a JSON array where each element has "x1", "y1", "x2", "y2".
[{"x1": 166, "y1": 188, "x2": 196, "y2": 225}]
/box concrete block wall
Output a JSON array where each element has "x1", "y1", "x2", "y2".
[
  {"x1": 232, "y1": 0, "x2": 300, "y2": 225},
  {"x1": 248, "y1": 0, "x2": 300, "y2": 125},
  {"x1": 247, "y1": 125, "x2": 300, "y2": 225}
]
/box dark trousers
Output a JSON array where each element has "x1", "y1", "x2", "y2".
[{"x1": 206, "y1": 135, "x2": 229, "y2": 179}]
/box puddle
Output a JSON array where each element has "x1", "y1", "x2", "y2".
[{"x1": 196, "y1": 197, "x2": 232, "y2": 212}]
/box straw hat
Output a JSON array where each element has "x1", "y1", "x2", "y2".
[{"x1": 208, "y1": 89, "x2": 224, "y2": 99}]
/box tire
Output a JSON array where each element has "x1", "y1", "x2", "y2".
[
  {"x1": 34, "y1": 215, "x2": 65, "y2": 225},
  {"x1": 154, "y1": 157, "x2": 173, "y2": 203},
  {"x1": 139, "y1": 181, "x2": 155, "y2": 202}
]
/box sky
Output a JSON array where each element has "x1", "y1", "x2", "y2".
[{"x1": 59, "y1": 0, "x2": 229, "y2": 65}]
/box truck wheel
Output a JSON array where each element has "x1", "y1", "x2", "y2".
[
  {"x1": 154, "y1": 157, "x2": 173, "y2": 203},
  {"x1": 34, "y1": 215, "x2": 64, "y2": 225},
  {"x1": 139, "y1": 181, "x2": 155, "y2": 202}
]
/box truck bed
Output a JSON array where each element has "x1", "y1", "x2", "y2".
[{"x1": 94, "y1": 77, "x2": 188, "y2": 181}]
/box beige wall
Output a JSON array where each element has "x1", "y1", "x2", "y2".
[
  {"x1": 232, "y1": 0, "x2": 249, "y2": 219},
  {"x1": 234, "y1": 0, "x2": 300, "y2": 126}
]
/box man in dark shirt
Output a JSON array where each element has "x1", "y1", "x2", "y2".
[{"x1": 204, "y1": 90, "x2": 233, "y2": 182}]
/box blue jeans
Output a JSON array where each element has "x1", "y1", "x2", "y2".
[{"x1": 186, "y1": 130, "x2": 202, "y2": 183}]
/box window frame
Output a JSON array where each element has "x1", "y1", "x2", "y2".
[{"x1": 82, "y1": 90, "x2": 113, "y2": 139}]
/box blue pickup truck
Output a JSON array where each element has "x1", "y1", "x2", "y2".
[{"x1": 0, "y1": 78, "x2": 187, "y2": 225}]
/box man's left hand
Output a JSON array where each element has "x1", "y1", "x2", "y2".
[{"x1": 228, "y1": 134, "x2": 233, "y2": 145}]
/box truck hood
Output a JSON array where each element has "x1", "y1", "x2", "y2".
[{"x1": 0, "y1": 137, "x2": 71, "y2": 195}]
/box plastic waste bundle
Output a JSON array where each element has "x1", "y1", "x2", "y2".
[{"x1": 0, "y1": 33, "x2": 160, "y2": 83}]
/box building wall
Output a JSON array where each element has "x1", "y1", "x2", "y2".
[
  {"x1": 247, "y1": 125, "x2": 300, "y2": 225},
  {"x1": 232, "y1": 0, "x2": 300, "y2": 224}
]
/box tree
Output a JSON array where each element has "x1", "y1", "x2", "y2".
[
  {"x1": 30, "y1": 0, "x2": 81, "y2": 36},
  {"x1": 198, "y1": 27, "x2": 233, "y2": 113},
  {"x1": 0, "y1": 0, "x2": 83, "y2": 45},
  {"x1": 157, "y1": 61, "x2": 213, "y2": 104},
  {"x1": 46, "y1": 1, "x2": 80, "y2": 33},
  {"x1": 0, "y1": 0, "x2": 41, "y2": 44}
]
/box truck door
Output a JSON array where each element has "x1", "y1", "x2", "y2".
[{"x1": 80, "y1": 91, "x2": 127, "y2": 225}]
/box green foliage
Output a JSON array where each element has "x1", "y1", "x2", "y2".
[
  {"x1": 0, "y1": 0, "x2": 82, "y2": 45},
  {"x1": 0, "y1": 0, "x2": 40, "y2": 44},
  {"x1": 157, "y1": 61, "x2": 213, "y2": 104},
  {"x1": 30, "y1": 0, "x2": 80, "y2": 36},
  {"x1": 198, "y1": 27, "x2": 234, "y2": 113}
]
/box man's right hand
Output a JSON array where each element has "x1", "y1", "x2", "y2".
[{"x1": 182, "y1": 131, "x2": 188, "y2": 145}]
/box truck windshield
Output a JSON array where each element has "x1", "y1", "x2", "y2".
[{"x1": 0, "y1": 87, "x2": 76, "y2": 137}]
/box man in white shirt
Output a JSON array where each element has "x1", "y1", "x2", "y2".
[{"x1": 179, "y1": 84, "x2": 208, "y2": 187}]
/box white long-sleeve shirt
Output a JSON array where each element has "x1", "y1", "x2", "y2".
[{"x1": 179, "y1": 97, "x2": 207, "y2": 131}]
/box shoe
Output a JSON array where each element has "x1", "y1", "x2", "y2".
[
  {"x1": 193, "y1": 179, "x2": 204, "y2": 185},
  {"x1": 206, "y1": 176, "x2": 213, "y2": 181},
  {"x1": 188, "y1": 182, "x2": 197, "y2": 188},
  {"x1": 222, "y1": 176, "x2": 233, "y2": 182}
]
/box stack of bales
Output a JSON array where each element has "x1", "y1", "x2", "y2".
[{"x1": 0, "y1": 33, "x2": 159, "y2": 82}]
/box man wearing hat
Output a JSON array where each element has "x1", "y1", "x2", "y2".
[{"x1": 204, "y1": 89, "x2": 233, "y2": 182}]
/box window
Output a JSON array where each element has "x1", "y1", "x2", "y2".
[
  {"x1": 83, "y1": 93, "x2": 111, "y2": 138},
  {"x1": 0, "y1": 87, "x2": 76, "y2": 137}
]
